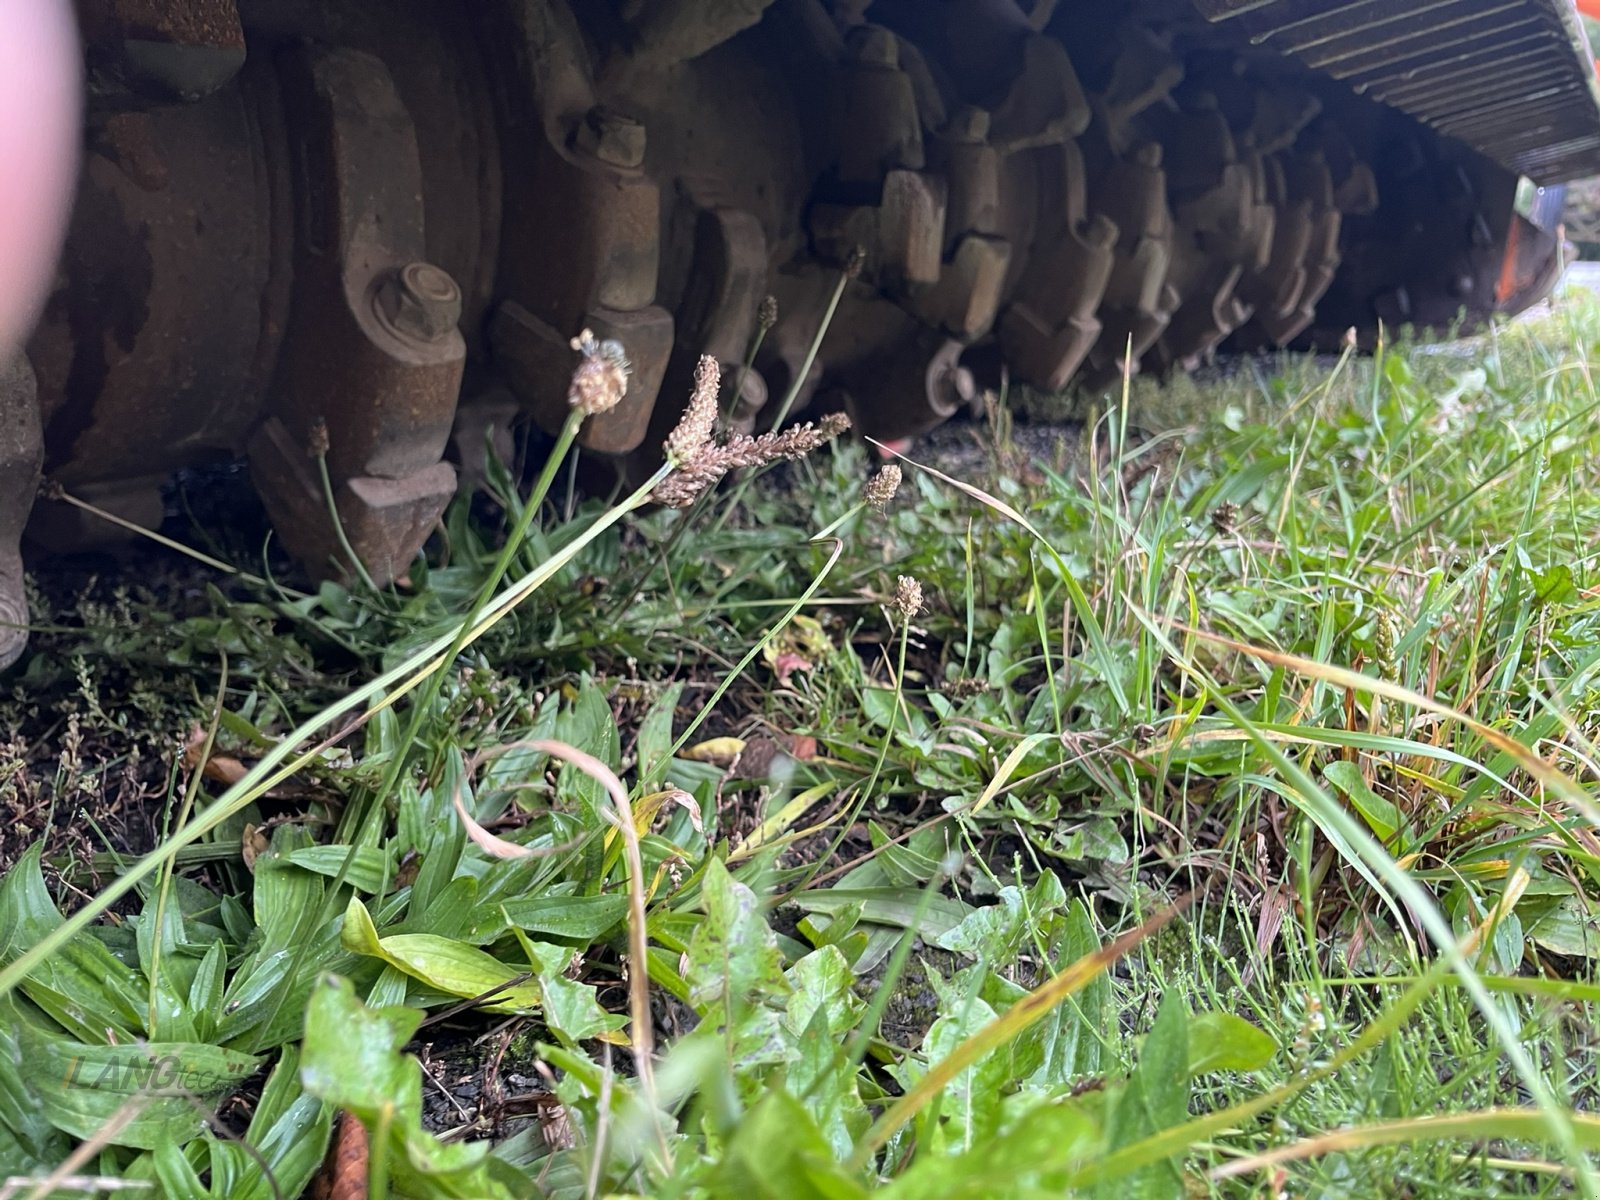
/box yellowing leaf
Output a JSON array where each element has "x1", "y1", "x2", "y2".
[
  {"x1": 730, "y1": 781, "x2": 836, "y2": 861},
  {"x1": 684, "y1": 737, "x2": 746, "y2": 766},
  {"x1": 634, "y1": 788, "x2": 703, "y2": 835},
  {"x1": 602, "y1": 788, "x2": 702, "y2": 856},
  {"x1": 340, "y1": 898, "x2": 541, "y2": 1013},
  {"x1": 972, "y1": 733, "x2": 1056, "y2": 815}
]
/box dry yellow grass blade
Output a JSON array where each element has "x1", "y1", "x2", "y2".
[
  {"x1": 728, "y1": 781, "x2": 837, "y2": 862},
  {"x1": 524, "y1": 740, "x2": 656, "y2": 1100},
  {"x1": 1210, "y1": 1109, "x2": 1600, "y2": 1181},
  {"x1": 972, "y1": 733, "x2": 1057, "y2": 815},
  {"x1": 866, "y1": 438, "x2": 1042, "y2": 538},
  {"x1": 1169, "y1": 621, "x2": 1600, "y2": 826}
]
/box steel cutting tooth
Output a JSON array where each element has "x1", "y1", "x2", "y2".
[{"x1": 5, "y1": 0, "x2": 1583, "y2": 618}]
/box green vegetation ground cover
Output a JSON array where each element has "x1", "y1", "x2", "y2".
[{"x1": 4, "y1": 296, "x2": 1600, "y2": 1197}]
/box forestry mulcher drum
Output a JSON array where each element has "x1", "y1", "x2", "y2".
[{"x1": 4, "y1": 0, "x2": 1600, "y2": 667}]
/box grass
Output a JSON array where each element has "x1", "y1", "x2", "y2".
[{"x1": 3, "y1": 294, "x2": 1600, "y2": 1197}]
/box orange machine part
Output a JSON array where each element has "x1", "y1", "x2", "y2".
[
  {"x1": 1581, "y1": 0, "x2": 1600, "y2": 73},
  {"x1": 1496, "y1": 214, "x2": 1523, "y2": 305}
]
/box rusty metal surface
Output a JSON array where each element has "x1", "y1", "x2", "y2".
[
  {"x1": 1191, "y1": 0, "x2": 1600, "y2": 182},
  {"x1": 247, "y1": 44, "x2": 464, "y2": 584},
  {"x1": 77, "y1": 0, "x2": 246, "y2": 101},
  {"x1": 1495, "y1": 209, "x2": 1569, "y2": 314},
  {"x1": 0, "y1": 357, "x2": 42, "y2": 671},
  {"x1": 26, "y1": 92, "x2": 280, "y2": 483},
  {"x1": 7, "y1": 0, "x2": 1600, "y2": 672}
]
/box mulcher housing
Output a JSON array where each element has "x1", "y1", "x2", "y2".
[{"x1": 2, "y1": 0, "x2": 1599, "y2": 666}]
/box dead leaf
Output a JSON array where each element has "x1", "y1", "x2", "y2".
[
  {"x1": 181, "y1": 724, "x2": 207, "y2": 768},
  {"x1": 759, "y1": 613, "x2": 833, "y2": 671},
  {"x1": 394, "y1": 849, "x2": 422, "y2": 888},
  {"x1": 732, "y1": 737, "x2": 782, "y2": 779},
  {"x1": 241, "y1": 824, "x2": 270, "y2": 873},
  {"x1": 182, "y1": 724, "x2": 249, "y2": 785},
  {"x1": 500, "y1": 1092, "x2": 577, "y2": 1149},
  {"x1": 772, "y1": 651, "x2": 812, "y2": 686},
  {"x1": 731, "y1": 732, "x2": 819, "y2": 779},
  {"x1": 203, "y1": 754, "x2": 249, "y2": 786},
  {"x1": 452, "y1": 789, "x2": 537, "y2": 860},
  {"x1": 782, "y1": 734, "x2": 818, "y2": 761},
  {"x1": 309, "y1": 1111, "x2": 368, "y2": 1200},
  {"x1": 539, "y1": 1100, "x2": 576, "y2": 1150}
]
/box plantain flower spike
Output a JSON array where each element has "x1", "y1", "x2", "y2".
[
  {"x1": 666, "y1": 355, "x2": 721, "y2": 465},
  {"x1": 865, "y1": 464, "x2": 902, "y2": 513},
  {"x1": 893, "y1": 574, "x2": 923, "y2": 620},
  {"x1": 653, "y1": 356, "x2": 851, "y2": 508},
  {"x1": 568, "y1": 329, "x2": 630, "y2": 417}
]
